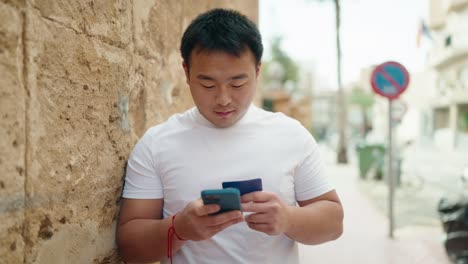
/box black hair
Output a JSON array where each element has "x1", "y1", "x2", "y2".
[{"x1": 180, "y1": 8, "x2": 263, "y2": 69}]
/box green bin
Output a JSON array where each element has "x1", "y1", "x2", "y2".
[{"x1": 355, "y1": 143, "x2": 386, "y2": 180}]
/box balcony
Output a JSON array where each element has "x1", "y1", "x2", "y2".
[
  {"x1": 428, "y1": 0, "x2": 447, "y2": 30},
  {"x1": 429, "y1": 34, "x2": 468, "y2": 69},
  {"x1": 428, "y1": 0, "x2": 468, "y2": 30},
  {"x1": 448, "y1": 0, "x2": 468, "y2": 11},
  {"x1": 453, "y1": 87, "x2": 468, "y2": 103}
]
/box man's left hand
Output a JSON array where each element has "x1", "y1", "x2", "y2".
[{"x1": 241, "y1": 191, "x2": 291, "y2": 235}]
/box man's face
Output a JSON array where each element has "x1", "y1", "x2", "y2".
[{"x1": 183, "y1": 49, "x2": 260, "y2": 128}]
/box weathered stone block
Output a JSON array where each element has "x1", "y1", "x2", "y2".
[
  {"x1": 133, "y1": 0, "x2": 184, "y2": 59},
  {"x1": 34, "y1": 221, "x2": 121, "y2": 264},
  {"x1": 23, "y1": 9, "x2": 132, "y2": 263},
  {"x1": 30, "y1": 0, "x2": 132, "y2": 48},
  {"x1": 0, "y1": 2, "x2": 25, "y2": 263},
  {"x1": 129, "y1": 53, "x2": 193, "y2": 138},
  {"x1": 181, "y1": 0, "x2": 209, "y2": 31},
  {"x1": 206, "y1": 0, "x2": 259, "y2": 24},
  {"x1": 0, "y1": 0, "x2": 25, "y2": 8}
]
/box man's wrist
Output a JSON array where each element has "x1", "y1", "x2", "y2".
[
  {"x1": 283, "y1": 205, "x2": 296, "y2": 236},
  {"x1": 173, "y1": 213, "x2": 188, "y2": 241}
]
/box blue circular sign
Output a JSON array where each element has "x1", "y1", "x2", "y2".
[{"x1": 371, "y1": 61, "x2": 409, "y2": 100}]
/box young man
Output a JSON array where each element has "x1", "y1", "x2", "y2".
[{"x1": 117, "y1": 8, "x2": 343, "y2": 264}]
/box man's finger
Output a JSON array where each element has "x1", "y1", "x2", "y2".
[
  {"x1": 212, "y1": 216, "x2": 244, "y2": 233},
  {"x1": 245, "y1": 212, "x2": 269, "y2": 224},
  {"x1": 241, "y1": 201, "x2": 269, "y2": 213},
  {"x1": 246, "y1": 222, "x2": 270, "y2": 234},
  {"x1": 196, "y1": 203, "x2": 220, "y2": 216},
  {"x1": 205, "y1": 210, "x2": 243, "y2": 227},
  {"x1": 241, "y1": 191, "x2": 273, "y2": 203}
]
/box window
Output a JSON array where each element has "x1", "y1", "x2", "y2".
[
  {"x1": 437, "y1": 77, "x2": 447, "y2": 95},
  {"x1": 445, "y1": 35, "x2": 452, "y2": 47}
]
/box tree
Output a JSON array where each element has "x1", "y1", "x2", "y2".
[
  {"x1": 269, "y1": 37, "x2": 299, "y2": 84},
  {"x1": 306, "y1": 0, "x2": 347, "y2": 163},
  {"x1": 262, "y1": 36, "x2": 299, "y2": 86},
  {"x1": 333, "y1": 0, "x2": 348, "y2": 163}
]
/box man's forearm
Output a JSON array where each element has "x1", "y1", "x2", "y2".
[
  {"x1": 285, "y1": 200, "x2": 343, "y2": 245},
  {"x1": 117, "y1": 217, "x2": 185, "y2": 263}
]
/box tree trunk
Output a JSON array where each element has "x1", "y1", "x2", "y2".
[{"x1": 335, "y1": 0, "x2": 348, "y2": 163}]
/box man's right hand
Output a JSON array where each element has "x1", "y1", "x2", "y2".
[{"x1": 175, "y1": 198, "x2": 244, "y2": 241}]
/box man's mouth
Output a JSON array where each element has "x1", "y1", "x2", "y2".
[{"x1": 215, "y1": 110, "x2": 234, "y2": 117}]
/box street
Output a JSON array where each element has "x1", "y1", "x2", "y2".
[{"x1": 299, "y1": 146, "x2": 452, "y2": 264}]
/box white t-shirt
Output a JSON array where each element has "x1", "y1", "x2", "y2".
[{"x1": 123, "y1": 104, "x2": 333, "y2": 264}]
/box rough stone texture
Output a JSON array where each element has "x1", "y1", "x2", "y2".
[
  {"x1": 21, "y1": 6, "x2": 133, "y2": 263},
  {"x1": 129, "y1": 53, "x2": 193, "y2": 138},
  {"x1": 30, "y1": 0, "x2": 132, "y2": 49},
  {"x1": 34, "y1": 222, "x2": 118, "y2": 264},
  {"x1": 0, "y1": 0, "x2": 24, "y2": 8},
  {"x1": 0, "y1": 1, "x2": 258, "y2": 263},
  {"x1": 0, "y1": 2, "x2": 26, "y2": 263},
  {"x1": 134, "y1": 0, "x2": 184, "y2": 60},
  {"x1": 207, "y1": 0, "x2": 259, "y2": 24}
]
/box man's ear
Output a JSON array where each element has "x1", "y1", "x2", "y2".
[
  {"x1": 182, "y1": 62, "x2": 190, "y2": 85},
  {"x1": 256, "y1": 62, "x2": 262, "y2": 80}
]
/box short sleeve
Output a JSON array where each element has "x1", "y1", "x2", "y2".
[
  {"x1": 122, "y1": 129, "x2": 164, "y2": 199},
  {"x1": 294, "y1": 135, "x2": 333, "y2": 202}
]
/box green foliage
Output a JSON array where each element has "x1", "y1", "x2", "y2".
[
  {"x1": 460, "y1": 112, "x2": 468, "y2": 132},
  {"x1": 264, "y1": 36, "x2": 299, "y2": 84},
  {"x1": 349, "y1": 86, "x2": 375, "y2": 108}
]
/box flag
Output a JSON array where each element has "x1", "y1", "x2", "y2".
[{"x1": 417, "y1": 20, "x2": 432, "y2": 48}]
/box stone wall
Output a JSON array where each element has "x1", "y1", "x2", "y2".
[{"x1": 0, "y1": 1, "x2": 258, "y2": 263}]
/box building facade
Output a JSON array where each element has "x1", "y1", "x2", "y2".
[{"x1": 427, "y1": 0, "x2": 468, "y2": 150}]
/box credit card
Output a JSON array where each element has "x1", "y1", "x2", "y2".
[{"x1": 222, "y1": 178, "x2": 263, "y2": 195}]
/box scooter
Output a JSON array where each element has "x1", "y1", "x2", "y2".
[{"x1": 437, "y1": 167, "x2": 468, "y2": 264}]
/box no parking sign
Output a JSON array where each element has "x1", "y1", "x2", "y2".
[
  {"x1": 370, "y1": 61, "x2": 410, "y2": 239},
  {"x1": 371, "y1": 61, "x2": 409, "y2": 100}
]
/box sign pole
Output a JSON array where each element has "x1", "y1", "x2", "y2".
[
  {"x1": 370, "y1": 61, "x2": 410, "y2": 239},
  {"x1": 388, "y1": 99, "x2": 394, "y2": 238}
]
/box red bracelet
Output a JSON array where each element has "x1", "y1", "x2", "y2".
[{"x1": 167, "y1": 213, "x2": 187, "y2": 264}]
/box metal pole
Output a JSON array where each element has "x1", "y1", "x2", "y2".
[{"x1": 388, "y1": 99, "x2": 394, "y2": 238}]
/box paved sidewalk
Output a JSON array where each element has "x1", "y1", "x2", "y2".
[{"x1": 299, "y1": 148, "x2": 451, "y2": 264}]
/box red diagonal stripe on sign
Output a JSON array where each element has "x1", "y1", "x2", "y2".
[{"x1": 377, "y1": 68, "x2": 403, "y2": 92}]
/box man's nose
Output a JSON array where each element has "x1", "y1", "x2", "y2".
[{"x1": 215, "y1": 86, "x2": 232, "y2": 106}]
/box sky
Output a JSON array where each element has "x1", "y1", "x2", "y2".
[{"x1": 259, "y1": 0, "x2": 430, "y2": 90}]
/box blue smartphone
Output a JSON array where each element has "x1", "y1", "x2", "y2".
[
  {"x1": 201, "y1": 188, "x2": 241, "y2": 214},
  {"x1": 222, "y1": 178, "x2": 263, "y2": 195}
]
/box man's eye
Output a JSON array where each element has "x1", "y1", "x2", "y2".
[
  {"x1": 232, "y1": 83, "x2": 246, "y2": 88},
  {"x1": 201, "y1": 84, "x2": 215, "y2": 88}
]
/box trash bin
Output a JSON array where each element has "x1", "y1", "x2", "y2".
[{"x1": 355, "y1": 143, "x2": 386, "y2": 180}]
